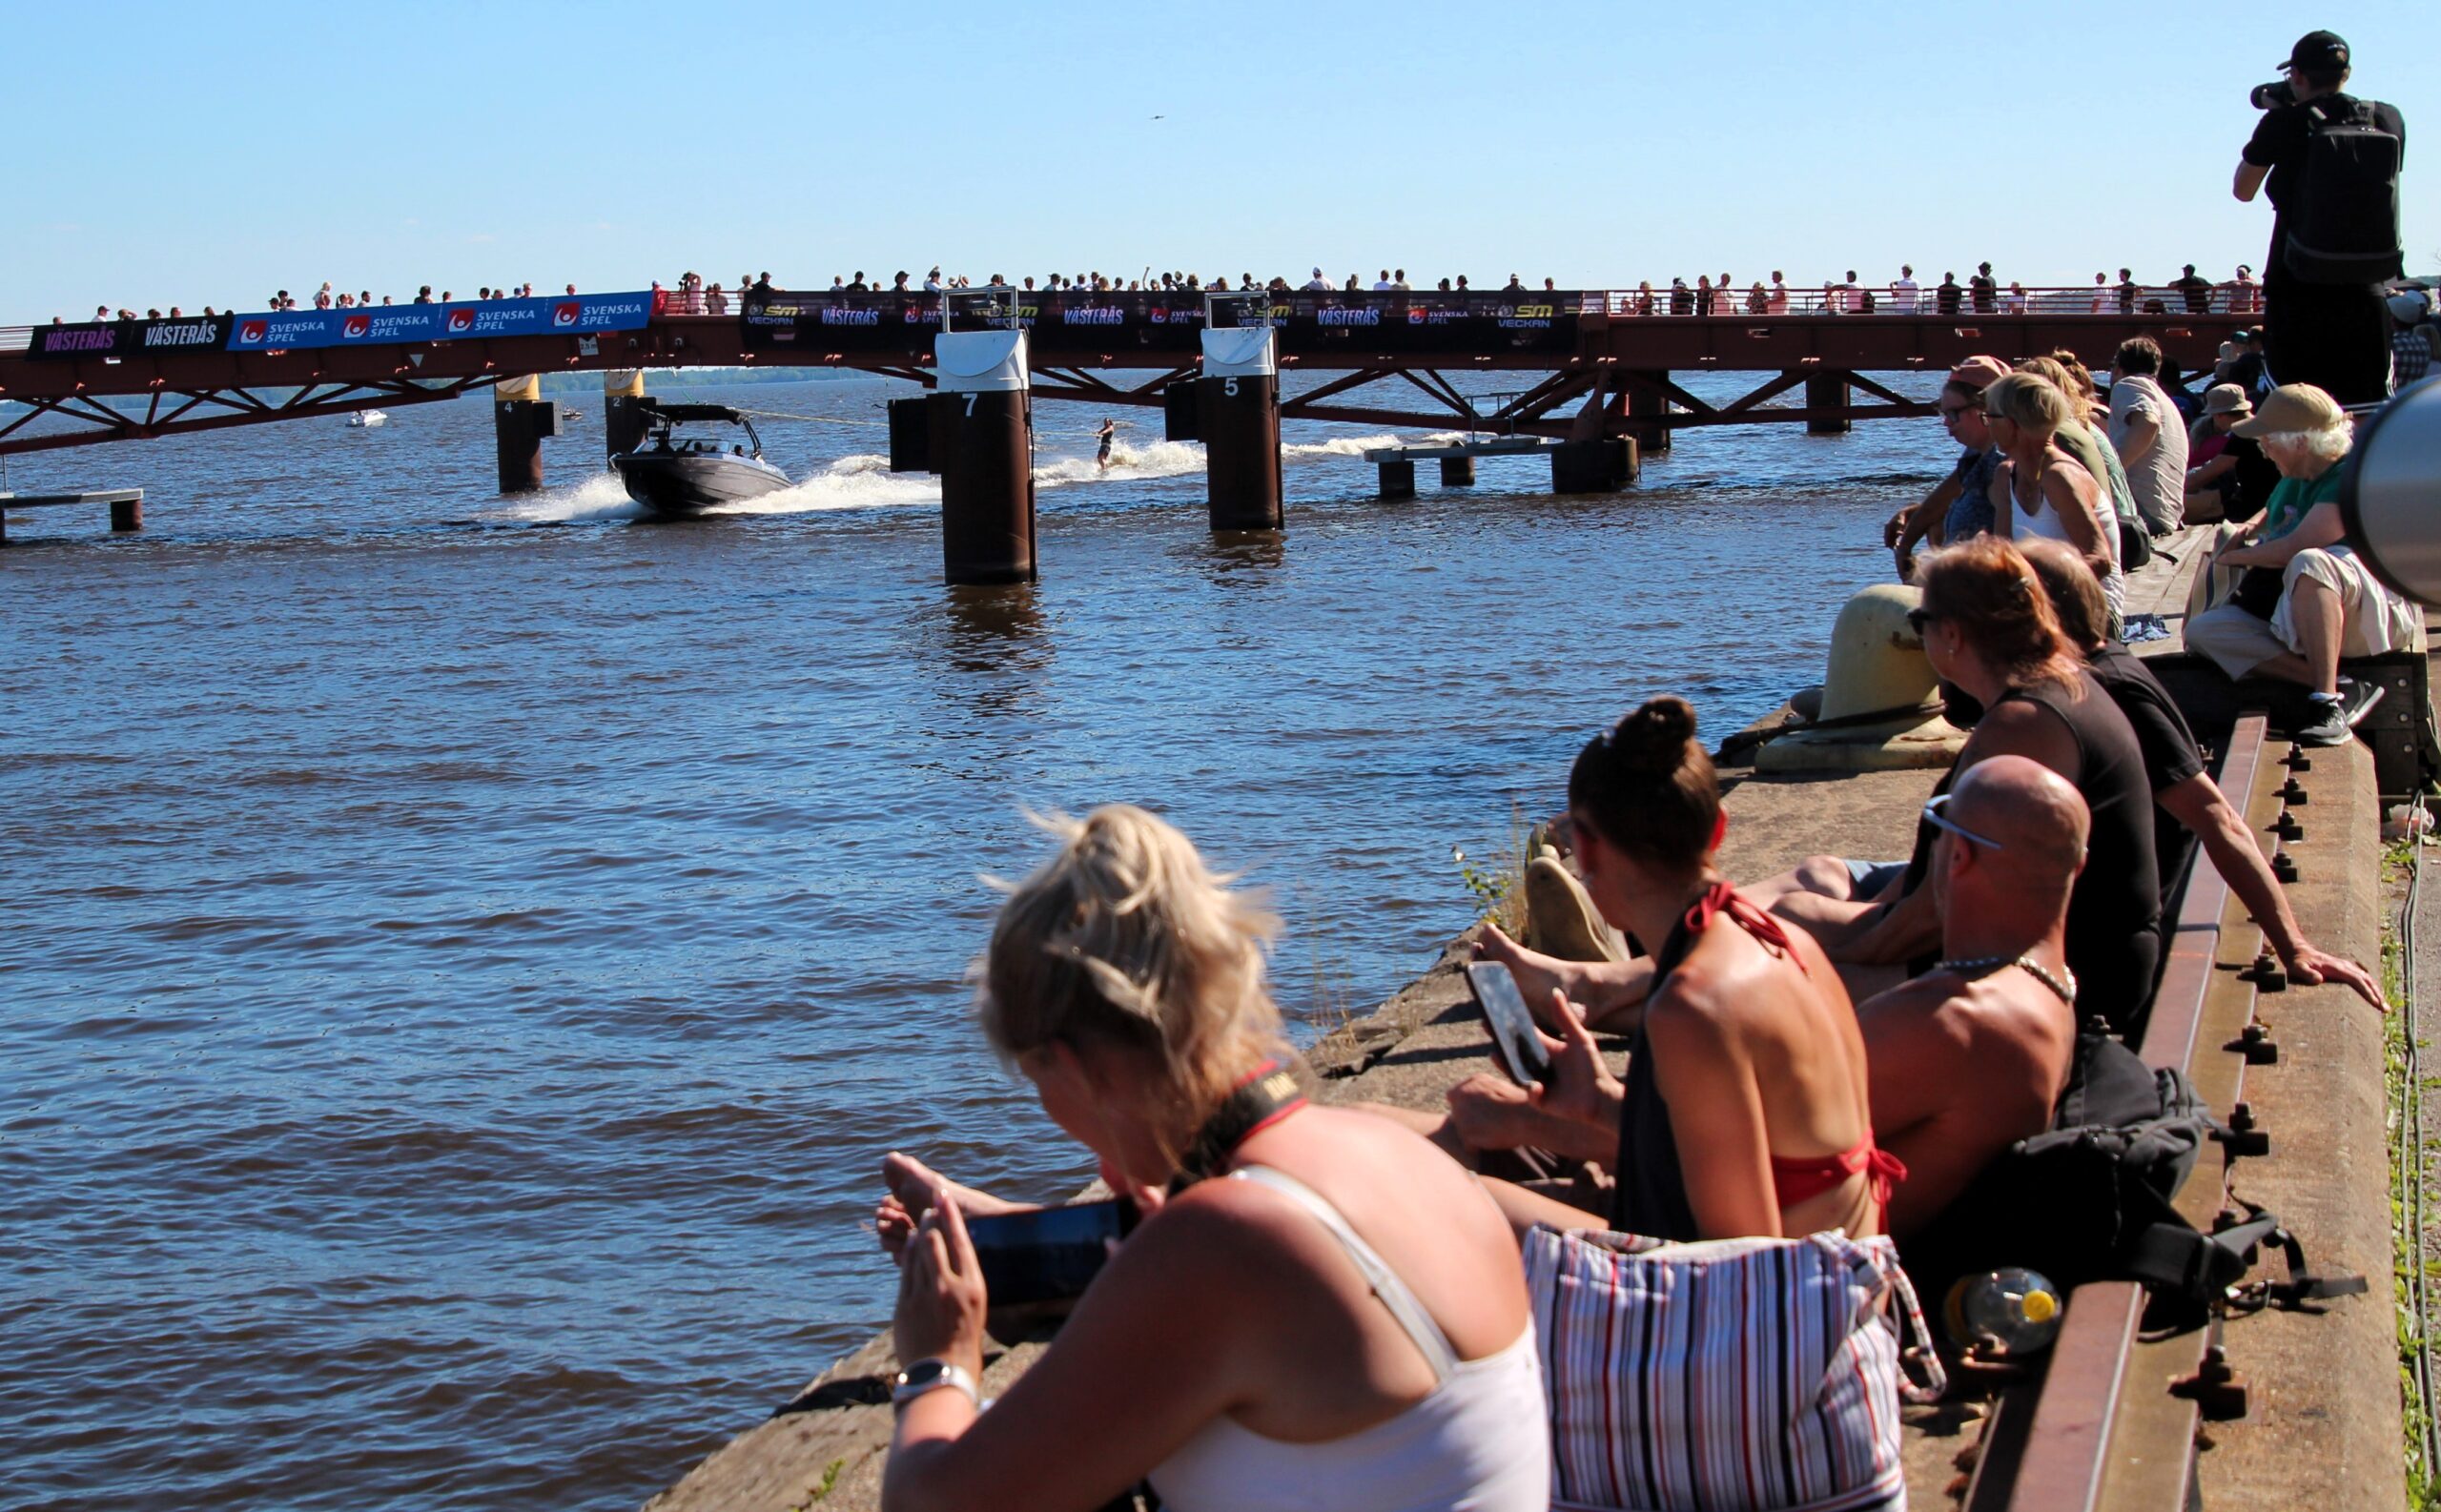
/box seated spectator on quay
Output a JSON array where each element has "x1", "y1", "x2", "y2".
[
  {"x1": 2185, "y1": 384, "x2": 2280, "y2": 521},
  {"x1": 1988, "y1": 374, "x2": 2124, "y2": 627},
  {"x1": 1444, "y1": 697, "x2": 1892, "y2": 1246},
  {"x1": 872, "y1": 806, "x2": 1549, "y2": 1512},
  {"x1": 1482, "y1": 539, "x2": 2164, "y2": 1035},
  {"x1": 2106, "y1": 337, "x2": 2190, "y2": 536},
  {"x1": 1375, "y1": 756, "x2": 2086, "y2": 1245},
  {"x1": 2020, "y1": 540, "x2": 2382, "y2": 1004},
  {"x1": 2186, "y1": 384, "x2": 2422, "y2": 746},
  {"x1": 2016, "y1": 354, "x2": 2146, "y2": 569},
  {"x1": 1887, "y1": 356, "x2": 2008, "y2": 577}
]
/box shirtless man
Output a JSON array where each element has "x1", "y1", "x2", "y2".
[{"x1": 1383, "y1": 757, "x2": 2082, "y2": 1237}]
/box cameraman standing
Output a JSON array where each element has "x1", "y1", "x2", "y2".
[{"x1": 2233, "y1": 31, "x2": 2407, "y2": 404}]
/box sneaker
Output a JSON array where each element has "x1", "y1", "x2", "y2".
[
  {"x1": 2291, "y1": 697, "x2": 2353, "y2": 747},
  {"x1": 2341, "y1": 680, "x2": 2387, "y2": 728}
]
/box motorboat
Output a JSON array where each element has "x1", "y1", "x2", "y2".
[
  {"x1": 346, "y1": 409, "x2": 387, "y2": 428},
  {"x1": 610, "y1": 401, "x2": 789, "y2": 515}
]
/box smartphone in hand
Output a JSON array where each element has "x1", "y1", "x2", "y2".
[
  {"x1": 965, "y1": 1197, "x2": 1141, "y2": 1308},
  {"x1": 1465, "y1": 960, "x2": 1552, "y2": 1089}
]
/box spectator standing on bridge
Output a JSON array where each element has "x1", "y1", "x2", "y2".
[
  {"x1": 2236, "y1": 31, "x2": 2407, "y2": 405},
  {"x1": 2006, "y1": 281, "x2": 2028, "y2": 315},
  {"x1": 2229, "y1": 264, "x2": 2261, "y2": 314},
  {"x1": 2090, "y1": 272, "x2": 2111, "y2": 312},
  {"x1": 1891, "y1": 266, "x2": 1919, "y2": 314},
  {"x1": 2175, "y1": 264, "x2": 2214, "y2": 313},
  {"x1": 314, "y1": 283, "x2": 334, "y2": 309},
  {"x1": 2107, "y1": 337, "x2": 2190, "y2": 536},
  {"x1": 1695, "y1": 276, "x2": 1717, "y2": 316},
  {"x1": 1632, "y1": 280, "x2": 1657, "y2": 316},
  {"x1": 1936, "y1": 272, "x2": 1962, "y2": 316},
  {"x1": 2116, "y1": 268, "x2": 2139, "y2": 315},
  {"x1": 1303, "y1": 267, "x2": 1331, "y2": 291},
  {"x1": 1747, "y1": 281, "x2": 1769, "y2": 316},
  {"x1": 1393, "y1": 269, "x2": 1410, "y2": 290},
  {"x1": 1669, "y1": 277, "x2": 1692, "y2": 315},
  {"x1": 1969, "y1": 263, "x2": 1998, "y2": 314},
  {"x1": 1768, "y1": 271, "x2": 1789, "y2": 314},
  {"x1": 1372, "y1": 269, "x2": 1393, "y2": 290}
]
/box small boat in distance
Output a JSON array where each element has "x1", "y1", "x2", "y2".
[
  {"x1": 611, "y1": 401, "x2": 789, "y2": 516},
  {"x1": 346, "y1": 410, "x2": 387, "y2": 428}
]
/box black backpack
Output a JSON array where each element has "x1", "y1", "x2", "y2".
[
  {"x1": 2283, "y1": 98, "x2": 2405, "y2": 285},
  {"x1": 1899, "y1": 1032, "x2": 2364, "y2": 1329}
]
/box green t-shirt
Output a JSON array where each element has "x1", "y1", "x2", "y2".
[{"x1": 2257, "y1": 464, "x2": 2343, "y2": 544}]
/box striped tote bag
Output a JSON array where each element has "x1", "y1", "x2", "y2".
[{"x1": 1525, "y1": 1224, "x2": 1943, "y2": 1512}]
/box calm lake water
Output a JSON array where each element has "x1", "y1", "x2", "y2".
[{"x1": 2, "y1": 370, "x2": 1938, "y2": 1509}]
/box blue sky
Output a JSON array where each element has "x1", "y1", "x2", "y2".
[{"x1": 9, "y1": 1, "x2": 2431, "y2": 319}]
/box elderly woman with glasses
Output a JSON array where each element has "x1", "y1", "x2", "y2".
[
  {"x1": 2185, "y1": 383, "x2": 2420, "y2": 746},
  {"x1": 1885, "y1": 356, "x2": 2009, "y2": 579},
  {"x1": 1984, "y1": 372, "x2": 2125, "y2": 630}
]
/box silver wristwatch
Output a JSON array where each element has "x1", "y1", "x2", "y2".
[{"x1": 892, "y1": 1358, "x2": 980, "y2": 1410}]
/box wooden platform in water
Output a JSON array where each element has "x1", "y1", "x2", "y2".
[{"x1": 1360, "y1": 437, "x2": 1557, "y2": 462}]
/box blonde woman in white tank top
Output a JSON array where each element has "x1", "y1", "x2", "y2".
[
  {"x1": 1984, "y1": 373, "x2": 2125, "y2": 624},
  {"x1": 875, "y1": 807, "x2": 1548, "y2": 1512}
]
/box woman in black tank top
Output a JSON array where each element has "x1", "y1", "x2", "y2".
[{"x1": 1910, "y1": 540, "x2": 2162, "y2": 1033}]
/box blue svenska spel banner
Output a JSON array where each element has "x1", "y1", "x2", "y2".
[{"x1": 224, "y1": 293, "x2": 654, "y2": 352}]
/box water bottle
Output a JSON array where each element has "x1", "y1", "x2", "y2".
[{"x1": 1942, "y1": 1267, "x2": 2063, "y2": 1358}]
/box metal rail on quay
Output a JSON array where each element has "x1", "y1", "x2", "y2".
[
  {"x1": 1966, "y1": 715, "x2": 2274, "y2": 1511},
  {"x1": 0, "y1": 287, "x2": 2246, "y2": 458}
]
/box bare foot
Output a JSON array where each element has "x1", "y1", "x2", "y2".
[
  {"x1": 877, "y1": 1152, "x2": 1024, "y2": 1261},
  {"x1": 1476, "y1": 922, "x2": 1652, "y2": 1033}
]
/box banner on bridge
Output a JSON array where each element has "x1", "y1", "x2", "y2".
[
  {"x1": 739, "y1": 289, "x2": 1581, "y2": 358},
  {"x1": 23, "y1": 313, "x2": 234, "y2": 360},
  {"x1": 219, "y1": 293, "x2": 654, "y2": 352}
]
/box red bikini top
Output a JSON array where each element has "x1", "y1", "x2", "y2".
[{"x1": 1676, "y1": 880, "x2": 1908, "y2": 1212}]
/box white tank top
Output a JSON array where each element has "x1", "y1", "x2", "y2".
[
  {"x1": 1147, "y1": 1165, "x2": 1550, "y2": 1512},
  {"x1": 2013, "y1": 460, "x2": 2127, "y2": 623}
]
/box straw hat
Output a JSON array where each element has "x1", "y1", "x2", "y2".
[
  {"x1": 2229, "y1": 383, "x2": 2343, "y2": 437},
  {"x1": 1949, "y1": 355, "x2": 2013, "y2": 390}
]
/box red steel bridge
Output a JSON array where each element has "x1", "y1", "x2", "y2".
[{"x1": 0, "y1": 286, "x2": 2247, "y2": 459}]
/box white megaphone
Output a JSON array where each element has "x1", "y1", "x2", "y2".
[{"x1": 2342, "y1": 377, "x2": 2441, "y2": 607}]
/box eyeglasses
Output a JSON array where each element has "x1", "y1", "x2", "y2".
[
  {"x1": 1938, "y1": 404, "x2": 1973, "y2": 419},
  {"x1": 1905, "y1": 607, "x2": 1940, "y2": 635},
  {"x1": 1922, "y1": 791, "x2": 2005, "y2": 851}
]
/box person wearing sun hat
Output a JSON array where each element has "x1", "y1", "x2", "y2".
[
  {"x1": 2185, "y1": 384, "x2": 2278, "y2": 522},
  {"x1": 2186, "y1": 383, "x2": 2421, "y2": 745}
]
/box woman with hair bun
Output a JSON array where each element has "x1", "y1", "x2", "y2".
[
  {"x1": 1482, "y1": 696, "x2": 1894, "y2": 1244},
  {"x1": 877, "y1": 805, "x2": 1549, "y2": 1512}
]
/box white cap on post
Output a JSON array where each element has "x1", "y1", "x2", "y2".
[
  {"x1": 936, "y1": 329, "x2": 1029, "y2": 394},
  {"x1": 1200, "y1": 326, "x2": 1276, "y2": 378}
]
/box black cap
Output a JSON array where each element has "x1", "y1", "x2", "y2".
[{"x1": 2282, "y1": 30, "x2": 2349, "y2": 72}]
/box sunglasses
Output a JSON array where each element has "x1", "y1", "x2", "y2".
[
  {"x1": 1922, "y1": 791, "x2": 2004, "y2": 851},
  {"x1": 1938, "y1": 403, "x2": 1974, "y2": 419},
  {"x1": 1905, "y1": 607, "x2": 1940, "y2": 635}
]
